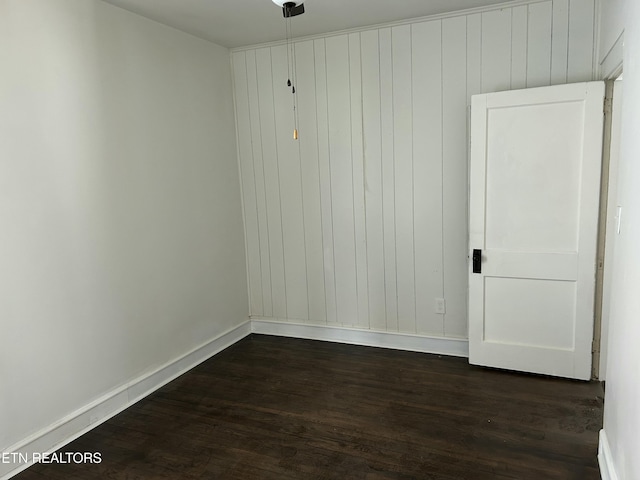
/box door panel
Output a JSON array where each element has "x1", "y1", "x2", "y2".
[
  {"x1": 485, "y1": 102, "x2": 583, "y2": 252},
  {"x1": 483, "y1": 277, "x2": 576, "y2": 349},
  {"x1": 469, "y1": 82, "x2": 605, "y2": 380}
]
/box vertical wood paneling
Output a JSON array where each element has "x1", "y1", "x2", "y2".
[
  {"x1": 527, "y1": 1, "x2": 553, "y2": 87},
  {"x1": 232, "y1": 51, "x2": 263, "y2": 316},
  {"x1": 442, "y1": 16, "x2": 468, "y2": 338},
  {"x1": 255, "y1": 47, "x2": 287, "y2": 318},
  {"x1": 467, "y1": 13, "x2": 482, "y2": 255},
  {"x1": 392, "y1": 25, "x2": 416, "y2": 333},
  {"x1": 314, "y1": 39, "x2": 336, "y2": 325},
  {"x1": 567, "y1": 0, "x2": 595, "y2": 82},
  {"x1": 551, "y1": 0, "x2": 570, "y2": 84},
  {"x1": 326, "y1": 34, "x2": 359, "y2": 325},
  {"x1": 412, "y1": 20, "x2": 444, "y2": 335},
  {"x1": 296, "y1": 40, "x2": 326, "y2": 323},
  {"x1": 271, "y1": 45, "x2": 309, "y2": 321},
  {"x1": 511, "y1": 6, "x2": 528, "y2": 90},
  {"x1": 466, "y1": 15, "x2": 482, "y2": 335},
  {"x1": 467, "y1": 14, "x2": 482, "y2": 101},
  {"x1": 245, "y1": 50, "x2": 273, "y2": 317},
  {"x1": 379, "y1": 27, "x2": 398, "y2": 331},
  {"x1": 349, "y1": 33, "x2": 370, "y2": 329},
  {"x1": 361, "y1": 29, "x2": 386, "y2": 331},
  {"x1": 233, "y1": 1, "x2": 597, "y2": 340},
  {"x1": 481, "y1": 8, "x2": 512, "y2": 93}
]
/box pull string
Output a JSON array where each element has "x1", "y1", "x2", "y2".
[
  {"x1": 288, "y1": 14, "x2": 298, "y2": 139},
  {"x1": 292, "y1": 23, "x2": 299, "y2": 139},
  {"x1": 285, "y1": 11, "x2": 291, "y2": 87}
]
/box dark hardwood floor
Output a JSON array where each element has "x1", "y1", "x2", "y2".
[{"x1": 15, "y1": 335, "x2": 603, "y2": 479}]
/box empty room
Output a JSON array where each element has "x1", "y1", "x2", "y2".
[{"x1": 1, "y1": 0, "x2": 638, "y2": 478}]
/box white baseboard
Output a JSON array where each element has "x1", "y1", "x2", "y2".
[
  {"x1": 2, "y1": 318, "x2": 469, "y2": 480},
  {"x1": 251, "y1": 318, "x2": 469, "y2": 358},
  {"x1": 598, "y1": 429, "x2": 619, "y2": 480},
  {"x1": 0, "y1": 320, "x2": 251, "y2": 480}
]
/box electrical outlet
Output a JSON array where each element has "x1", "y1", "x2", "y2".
[{"x1": 435, "y1": 298, "x2": 446, "y2": 314}]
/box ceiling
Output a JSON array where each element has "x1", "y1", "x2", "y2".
[{"x1": 101, "y1": 0, "x2": 514, "y2": 48}]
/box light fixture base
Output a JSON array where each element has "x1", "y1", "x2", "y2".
[
  {"x1": 283, "y1": 2, "x2": 305, "y2": 18},
  {"x1": 272, "y1": 0, "x2": 305, "y2": 17},
  {"x1": 271, "y1": 0, "x2": 303, "y2": 6}
]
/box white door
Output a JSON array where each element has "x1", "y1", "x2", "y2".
[{"x1": 469, "y1": 82, "x2": 605, "y2": 381}]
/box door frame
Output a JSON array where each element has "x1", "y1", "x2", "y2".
[{"x1": 593, "y1": 62, "x2": 624, "y2": 380}]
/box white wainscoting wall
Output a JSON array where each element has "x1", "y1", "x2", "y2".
[{"x1": 231, "y1": 0, "x2": 596, "y2": 339}]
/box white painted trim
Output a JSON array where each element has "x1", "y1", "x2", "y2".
[
  {"x1": 251, "y1": 318, "x2": 469, "y2": 357},
  {"x1": 599, "y1": 32, "x2": 624, "y2": 80},
  {"x1": 593, "y1": 0, "x2": 602, "y2": 81},
  {"x1": 598, "y1": 429, "x2": 620, "y2": 480},
  {"x1": 231, "y1": 0, "x2": 548, "y2": 52},
  {"x1": 0, "y1": 320, "x2": 252, "y2": 480}
]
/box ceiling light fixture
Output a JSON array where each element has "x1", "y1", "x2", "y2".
[
  {"x1": 272, "y1": 0, "x2": 307, "y2": 140},
  {"x1": 272, "y1": 0, "x2": 306, "y2": 18}
]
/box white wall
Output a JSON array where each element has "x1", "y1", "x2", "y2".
[
  {"x1": 0, "y1": 0, "x2": 247, "y2": 460},
  {"x1": 232, "y1": 0, "x2": 596, "y2": 338},
  {"x1": 597, "y1": 0, "x2": 640, "y2": 477}
]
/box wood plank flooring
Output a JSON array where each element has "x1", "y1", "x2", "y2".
[{"x1": 15, "y1": 334, "x2": 603, "y2": 479}]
